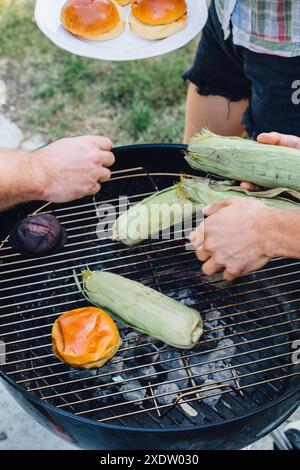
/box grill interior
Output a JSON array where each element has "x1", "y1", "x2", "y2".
[{"x1": 0, "y1": 166, "x2": 300, "y2": 430}]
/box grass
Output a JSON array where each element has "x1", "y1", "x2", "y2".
[{"x1": 0, "y1": 0, "x2": 197, "y2": 145}]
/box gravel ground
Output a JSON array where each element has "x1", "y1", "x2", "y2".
[
  {"x1": 0, "y1": 380, "x2": 299, "y2": 450},
  {"x1": 0, "y1": 381, "x2": 75, "y2": 450}
]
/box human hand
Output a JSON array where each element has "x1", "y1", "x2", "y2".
[
  {"x1": 241, "y1": 132, "x2": 300, "y2": 192},
  {"x1": 257, "y1": 131, "x2": 300, "y2": 149},
  {"x1": 33, "y1": 135, "x2": 114, "y2": 203},
  {"x1": 189, "y1": 197, "x2": 276, "y2": 281}
]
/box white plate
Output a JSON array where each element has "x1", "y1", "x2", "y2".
[{"x1": 35, "y1": 0, "x2": 208, "y2": 61}]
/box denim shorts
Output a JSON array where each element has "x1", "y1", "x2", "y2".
[{"x1": 183, "y1": 0, "x2": 300, "y2": 138}]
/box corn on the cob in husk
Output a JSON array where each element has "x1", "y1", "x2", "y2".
[
  {"x1": 186, "y1": 130, "x2": 300, "y2": 191},
  {"x1": 112, "y1": 185, "x2": 198, "y2": 246},
  {"x1": 180, "y1": 177, "x2": 300, "y2": 212},
  {"x1": 76, "y1": 269, "x2": 203, "y2": 349},
  {"x1": 112, "y1": 176, "x2": 300, "y2": 246}
]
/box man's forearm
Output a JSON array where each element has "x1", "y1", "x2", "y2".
[
  {"x1": 266, "y1": 208, "x2": 300, "y2": 260},
  {"x1": 0, "y1": 150, "x2": 44, "y2": 210}
]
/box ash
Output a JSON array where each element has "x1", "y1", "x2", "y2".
[
  {"x1": 69, "y1": 369, "x2": 97, "y2": 385},
  {"x1": 67, "y1": 308, "x2": 237, "y2": 414},
  {"x1": 190, "y1": 309, "x2": 237, "y2": 407},
  {"x1": 119, "y1": 380, "x2": 146, "y2": 405}
]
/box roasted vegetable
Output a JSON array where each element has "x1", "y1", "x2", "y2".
[
  {"x1": 179, "y1": 177, "x2": 300, "y2": 212},
  {"x1": 186, "y1": 129, "x2": 300, "y2": 191},
  {"x1": 112, "y1": 176, "x2": 300, "y2": 246},
  {"x1": 112, "y1": 185, "x2": 197, "y2": 246},
  {"x1": 75, "y1": 269, "x2": 203, "y2": 349},
  {"x1": 10, "y1": 214, "x2": 67, "y2": 257}
]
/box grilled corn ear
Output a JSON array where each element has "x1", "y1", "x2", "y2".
[
  {"x1": 179, "y1": 177, "x2": 300, "y2": 212},
  {"x1": 112, "y1": 176, "x2": 300, "y2": 246},
  {"x1": 112, "y1": 185, "x2": 197, "y2": 246},
  {"x1": 76, "y1": 269, "x2": 203, "y2": 349},
  {"x1": 186, "y1": 130, "x2": 300, "y2": 191}
]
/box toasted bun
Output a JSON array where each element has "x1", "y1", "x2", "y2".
[
  {"x1": 129, "y1": 11, "x2": 187, "y2": 39},
  {"x1": 52, "y1": 307, "x2": 121, "y2": 369},
  {"x1": 115, "y1": 0, "x2": 133, "y2": 5},
  {"x1": 131, "y1": 0, "x2": 187, "y2": 26},
  {"x1": 61, "y1": 0, "x2": 125, "y2": 41}
]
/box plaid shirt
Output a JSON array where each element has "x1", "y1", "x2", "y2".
[{"x1": 215, "y1": 0, "x2": 300, "y2": 57}]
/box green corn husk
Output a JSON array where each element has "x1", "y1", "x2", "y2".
[
  {"x1": 186, "y1": 129, "x2": 300, "y2": 191},
  {"x1": 179, "y1": 177, "x2": 300, "y2": 212},
  {"x1": 112, "y1": 175, "x2": 300, "y2": 246},
  {"x1": 112, "y1": 185, "x2": 198, "y2": 246},
  {"x1": 76, "y1": 269, "x2": 203, "y2": 349}
]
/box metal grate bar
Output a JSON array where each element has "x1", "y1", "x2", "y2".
[
  {"x1": 1, "y1": 169, "x2": 299, "y2": 430},
  {"x1": 93, "y1": 371, "x2": 300, "y2": 423},
  {"x1": 1, "y1": 257, "x2": 299, "y2": 303},
  {"x1": 1, "y1": 260, "x2": 300, "y2": 327},
  {"x1": 59, "y1": 362, "x2": 296, "y2": 417},
  {"x1": 5, "y1": 288, "x2": 296, "y2": 344},
  {"x1": 0, "y1": 244, "x2": 192, "y2": 285},
  {"x1": 1, "y1": 286, "x2": 299, "y2": 341},
  {"x1": 0, "y1": 252, "x2": 296, "y2": 299},
  {"x1": 0, "y1": 252, "x2": 196, "y2": 294},
  {"x1": 2, "y1": 306, "x2": 299, "y2": 355},
  {"x1": 12, "y1": 337, "x2": 296, "y2": 385},
  {"x1": 2, "y1": 319, "x2": 300, "y2": 370},
  {"x1": 6, "y1": 329, "x2": 298, "y2": 399},
  {"x1": 45, "y1": 349, "x2": 294, "y2": 409},
  {"x1": 7, "y1": 325, "x2": 299, "y2": 379},
  {"x1": 2, "y1": 303, "x2": 300, "y2": 363}
]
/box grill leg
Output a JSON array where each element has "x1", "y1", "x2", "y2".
[{"x1": 270, "y1": 429, "x2": 293, "y2": 450}]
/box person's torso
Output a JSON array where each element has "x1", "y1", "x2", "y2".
[{"x1": 214, "y1": 0, "x2": 300, "y2": 57}]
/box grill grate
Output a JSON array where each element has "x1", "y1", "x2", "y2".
[{"x1": 0, "y1": 168, "x2": 300, "y2": 429}]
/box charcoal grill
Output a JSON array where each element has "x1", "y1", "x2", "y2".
[{"x1": 0, "y1": 144, "x2": 299, "y2": 450}]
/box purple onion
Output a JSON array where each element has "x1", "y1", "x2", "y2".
[{"x1": 10, "y1": 214, "x2": 68, "y2": 257}]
